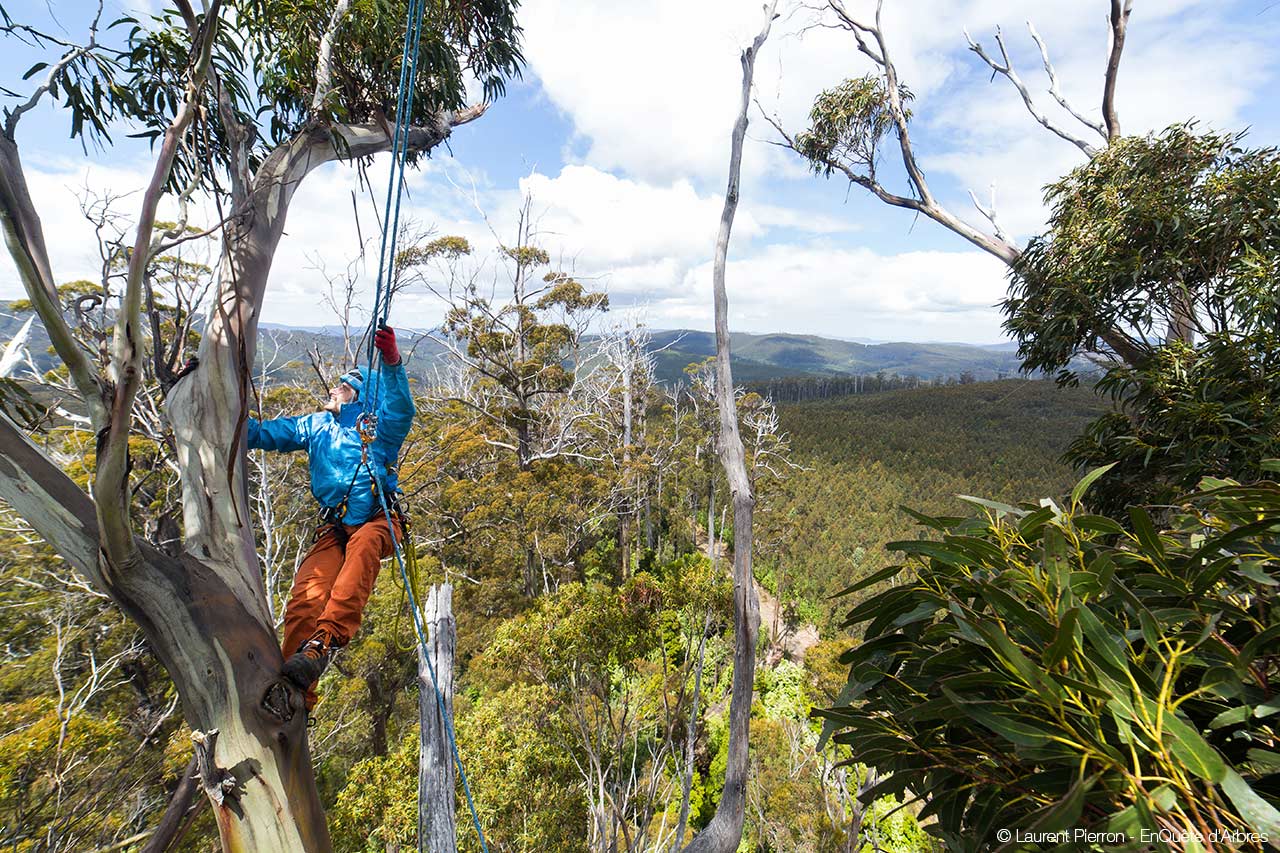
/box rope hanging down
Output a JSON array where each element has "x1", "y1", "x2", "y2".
[{"x1": 351, "y1": 0, "x2": 490, "y2": 848}]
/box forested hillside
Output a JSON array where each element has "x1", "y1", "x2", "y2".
[
  {"x1": 755, "y1": 380, "x2": 1106, "y2": 629},
  {"x1": 0, "y1": 364, "x2": 1102, "y2": 851},
  {"x1": 0, "y1": 312, "x2": 1034, "y2": 389}
]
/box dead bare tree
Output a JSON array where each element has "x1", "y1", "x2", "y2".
[{"x1": 681, "y1": 4, "x2": 777, "y2": 852}]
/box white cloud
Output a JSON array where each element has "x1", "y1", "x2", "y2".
[
  {"x1": 921, "y1": 2, "x2": 1276, "y2": 238},
  {"x1": 4, "y1": 1, "x2": 1275, "y2": 347},
  {"x1": 667, "y1": 243, "x2": 1012, "y2": 343},
  {"x1": 520, "y1": 0, "x2": 1277, "y2": 238}
]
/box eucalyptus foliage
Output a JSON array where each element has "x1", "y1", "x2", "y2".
[
  {"x1": 1005, "y1": 125, "x2": 1280, "y2": 381},
  {"x1": 1065, "y1": 331, "x2": 1280, "y2": 514},
  {"x1": 794, "y1": 74, "x2": 912, "y2": 180},
  {"x1": 5, "y1": 0, "x2": 523, "y2": 184},
  {"x1": 820, "y1": 474, "x2": 1280, "y2": 851}
]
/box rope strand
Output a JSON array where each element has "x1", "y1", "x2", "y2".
[{"x1": 344, "y1": 1, "x2": 491, "y2": 847}]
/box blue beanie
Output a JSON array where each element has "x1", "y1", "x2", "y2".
[{"x1": 340, "y1": 366, "x2": 366, "y2": 400}]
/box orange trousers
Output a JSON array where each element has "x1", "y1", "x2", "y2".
[{"x1": 282, "y1": 514, "x2": 400, "y2": 704}]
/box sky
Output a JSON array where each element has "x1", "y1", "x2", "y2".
[{"x1": 2, "y1": 0, "x2": 1278, "y2": 344}]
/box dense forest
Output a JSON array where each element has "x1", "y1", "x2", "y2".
[
  {"x1": 2, "y1": 0, "x2": 1279, "y2": 851},
  {"x1": 0, "y1": 348, "x2": 1095, "y2": 851}
]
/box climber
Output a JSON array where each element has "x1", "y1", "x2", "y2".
[{"x1": 247, "y1": 324, "x2": 413, "y2": 709}]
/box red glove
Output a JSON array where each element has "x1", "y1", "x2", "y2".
[{"x1": 374, "y1": 325, "x2": 401, "y2": 365}]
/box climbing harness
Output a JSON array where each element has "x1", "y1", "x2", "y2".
[{"x1": 322, "y1": 0, "x2": 492, "y2": 846}]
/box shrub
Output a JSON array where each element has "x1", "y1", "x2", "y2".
[{"x1": 819, "y1": 472, "x2": 1280, "y2": 851}]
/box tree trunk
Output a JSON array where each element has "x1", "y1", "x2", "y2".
[
  {"x1": 681, "y1": 6, "x2": 774, "y2": 852},
  {"x1": 419, "y1": 584, "x2": 457, "y2": 853},
  {"x1": 673, "y1": 608, "x2": 713, "y2": 850},
  {"x1": 0, "y1": 108, "x2": 473, "y2": 851},
  {"x1": 0, "y1": 414, "x2": 329, "y2": 851}
]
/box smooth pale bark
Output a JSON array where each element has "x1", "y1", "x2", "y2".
[
  {"x1": 419, "y1": 584, "x2": 457, "y2": 853},
  {"x1": 0, "y1": 412, "x2": 327, "y2": 851},
  {"x1": 680, "y1": 5, "x2": 775, "y2": 852}
]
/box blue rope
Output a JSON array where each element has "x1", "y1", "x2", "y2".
[
  {"x1": 348, "y1": 1, "x2": 492, "y2": 848},
  {"x1": 364, "y1": 0, "x2": 429, "y2": 413}
]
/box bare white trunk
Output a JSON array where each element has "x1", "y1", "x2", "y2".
[
  {"x1": 681, "y1": 5, "x2": 775, "y2": 852},
  {"x1": 419, "y1": 584, "x2": 457, "y2": 853}
]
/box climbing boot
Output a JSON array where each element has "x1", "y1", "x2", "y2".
[{"x1": 282, "y1": 630, "x2": 334, "y2": 691}]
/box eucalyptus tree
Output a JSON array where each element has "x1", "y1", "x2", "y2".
[
  {"x1": 0, "y1": 1, "x2": 522, "y2": 849},
  {"x1": 775, "y1": 0, "x2": 1148, "y2": 365},
  {"x1": 423, "y1": 212, "x2": 613, "y2": 597}
]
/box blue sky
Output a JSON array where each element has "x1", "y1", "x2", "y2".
[{"x1": 3, "y1": 0, "x2": 1279, "y2": 343}]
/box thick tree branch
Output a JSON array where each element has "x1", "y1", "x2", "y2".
[
  {"x1": 98, "y1": 0, "x2": 223, "y2": 569},
  {"x1": 681, "y1": 4, "x2": 775, "y2": 851},
  {"x1": 166, "y1": 108, "x2": 479, "y2": 598},
  {"x1": 311, "y1": 0, "x2": 354, "y2": 112},
  {"x1": 1103, "y1": 0, "x2": 1133, "y2": 140},
  {"x1": 763, "y1": 107, "x2": 1020, "y2": 265},
  {"x1": 0, "y1": 135, "x2": 108, "y2": 427},
  {"x1": 0, "y1": 413, "x2": 101, "y2": 583},
  {"x1": 964, "y1": 26, "x2": 1099, "y2": 156},
  {"x1": 861, "y1": 0, "x2": 935, "y2": 207}
]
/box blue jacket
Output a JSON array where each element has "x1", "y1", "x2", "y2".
[{"x1": 248, "y1": 364, "x2": 415, "y2": 525}]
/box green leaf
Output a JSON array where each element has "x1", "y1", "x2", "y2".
[
  {"x1": 1027, "y1": 773, "x2": 1093, "y2": 834},
  {"x1": 1042, "y1": 608, "x2": 1080, "y2": 669},
  {"x1": 1161, "y1": 712, "x2": 1226, "y2": 782},
  {"x1": 1042, "y1": 526, "x2": 1072, "y2": 589},
  {"x1": 956, "y1": 494, "x2": 1025, "y2": 517},
  {"x1": 943, "y1": 689, "x2": 1053, "y2": 747},
  {"x1": 1221, "y1": 768, "x2": 1280, "y2": 838},
  {"x1": 1242, "y1": 625, "x2": 1280, "y2": 665},
  {"x1": 885, "y1": 540, "x2": 972, "y2": 568},
  {"x1": 1074, "y1": 514, "x2": 1126, "y2": 535},
  {"x1": 1254, "y1": 698, "x2": 1280, "y2": 719},
  {"x1": 1071, "y1": 462, "x2": 1118, "y2": 506},
  {"x1": 1127, "y1": 507, "x2": 1167, "y2": 570},
  {"x1": 1208, "y1": 706, "x2": 1250, "y2": 730},
  {"x1": 829, "y1": 563, "x2": 903, "y2": 599},
  {"x1": 1247, "y1": 748, "x2": 1280, "y2": 770},
  {"x1": 897, "y1": 505, "x2": 955, "y2": 531},
  {"x1": 1077, "y1": 607, "x2": 1129, "y2": 676},
  {"x1": 1238, "y1": 560, "x2": 1279, "y2": 587}
]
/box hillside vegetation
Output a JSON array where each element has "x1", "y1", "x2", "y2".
[{"x1": 756, "y1": 380, "x2": 1107, "y2": 629}]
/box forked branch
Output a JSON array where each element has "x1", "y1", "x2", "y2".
[
  {"x1": 964, "y1": 25, "x2": 1100, "y2": 156},
  {"x1": 98, "y1": 0, "x2": 223, "y2": 567}
]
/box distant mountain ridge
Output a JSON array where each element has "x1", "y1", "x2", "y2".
[
  {"x1": 646, "y1": 329, "x2": 1029, "y2": 383},
  {"x1": 2, "y1": 312, "x2": 1031, "y2": 386}
]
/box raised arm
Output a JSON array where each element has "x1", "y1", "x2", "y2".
[{"x1": 372, "y1": 326, "x2": 415, "y2": 455}]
